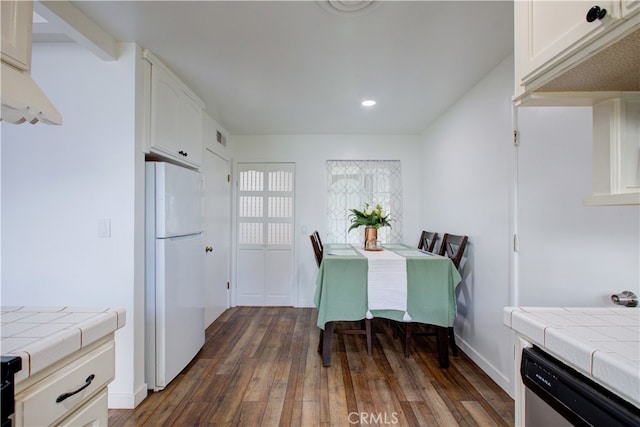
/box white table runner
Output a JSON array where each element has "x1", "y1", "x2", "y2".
[{"x1": 356, "y1": 248, "x2": 411, "y2": 320}]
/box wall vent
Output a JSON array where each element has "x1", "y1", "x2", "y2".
[{"x1": 216, "y1": 130, "x2": 227, "y2": 147}]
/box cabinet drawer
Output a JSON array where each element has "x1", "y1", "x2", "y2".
[
  {"x1": 55, "y1": 389, "x2": 108, "y2": 427},
  {"x1": 15, "y1": 342, "x2": 114, "y2": 426}
]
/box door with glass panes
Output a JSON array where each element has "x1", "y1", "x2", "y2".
[{"x1": 235, "y1": 163, "x2": 294, "y2": 306}]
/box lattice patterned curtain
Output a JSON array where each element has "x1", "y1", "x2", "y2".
[{"x1": 326, "y1": 160, "x2": 403, "y2": 245}]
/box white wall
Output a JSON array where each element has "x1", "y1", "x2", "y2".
[
  {"x1": 419, "y1": 54, "x2": 640, "y2": 398},
  {"x1": 1, "y1": 43, "x2": 146, "y2": 408},
  {"x1": 419, "y1": 56, "x2": 515, "y2": 393},
  {"x1": 516, "y1": 106, "x2": 640, "y2": 305},
  {"x1": 230, "y1": 134, "x2": 422, "y2": 307}
]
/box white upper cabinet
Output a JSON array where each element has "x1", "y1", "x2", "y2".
[
  {"x1": 584, "y1": 95, "x2": 640, "y2": 205},
  {"x1": 514, "y1": 0, "x2": 639, "y2": 102},
  {"x1": 143, "y1": 50, "x2": 204, "y2": 168},
  {"x1": 1, "y1": 0, "x2": 32, "y2": 71}
]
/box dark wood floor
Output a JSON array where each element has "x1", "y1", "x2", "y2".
[{"x1": 109, "y1": 307, "x2": 514, "y2": 426}]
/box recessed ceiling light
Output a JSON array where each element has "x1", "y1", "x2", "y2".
[
  {"x1": 317, "y1": 1, "x2": 382, "y2": 17},
  {"x1": 361, "y1": 100, "x2": 376, "y2": 107}
]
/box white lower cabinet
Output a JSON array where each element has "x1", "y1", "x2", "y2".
[{"x1": 14, "y1": 340, "x2": 115, "y2": 427}]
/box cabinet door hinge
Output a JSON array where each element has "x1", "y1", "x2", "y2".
[
  {"x1": 227, "y1": 174, "x2": 231, "y2": 183},
  {"x1": 227, "y1": 281, "x2": 230, "y2": 290},
  {"x1": 513, "y1": 130, "x2": 519, "y2": 146},
  {"x1": 513, "y1": 234, "x2": 518, "y2": 252}
]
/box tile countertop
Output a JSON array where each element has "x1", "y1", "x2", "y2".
[
  {"x1": 0, "y1": 306, "x2": 126, "y2": 384},
  {"x1": 503, "y1": 306, "x2": 639, "y2": 409}
]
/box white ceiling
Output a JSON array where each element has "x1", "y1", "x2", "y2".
[{"x1": 34, "y1": 1, "x2": 513, "y2": 135}]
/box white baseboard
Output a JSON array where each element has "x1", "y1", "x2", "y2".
[
  {"x1": 455, "y1": 335, "x2": 514, "y2": 400},
  {"x1": 108, "y1": 383, "x2": 148, "y2": 409},
  {"x1": 296, "y1": 298, "x2": 315, "y2": 308}
]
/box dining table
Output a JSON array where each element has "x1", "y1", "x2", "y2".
[{"x1": 313, "y1": 243, "x2": 462, "y2": 367}]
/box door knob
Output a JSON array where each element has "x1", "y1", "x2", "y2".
[{"x1": 205, "y1": 246, "x2": 213, "y2": 253}]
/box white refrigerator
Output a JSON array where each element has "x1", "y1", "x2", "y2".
[{"x1": 145, "y1": 161, "x2": 205, "y2": 391}]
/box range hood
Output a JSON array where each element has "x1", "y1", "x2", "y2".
[{"x1": 1, "y1": 62, "x2": 62, "y2": 125}]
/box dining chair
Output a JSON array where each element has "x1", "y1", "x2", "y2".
[
  {"x1": 438, "y1": 233, "x2": 468, "y2": 356},
  {"x1": 438, "y1": 233, "x2": 468, "y2": 270},
  {"x1": 310, "y1": 233, "x2": 323, "y2": 268},
  {"x1": 396, "y1": 232, "x2": 468, "y2": 363},
  {"x1": 311, "y1": 232, "x2": 372, "y2": 364},
  {"x1": 417, "y1": 230, "x2": 438, "y2": 253}
]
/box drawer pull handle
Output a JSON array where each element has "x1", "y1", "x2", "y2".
[{"x1": 56, "y1": 374, "x2": 95, "y2": 403}]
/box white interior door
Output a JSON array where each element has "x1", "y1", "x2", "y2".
[
  {"x1": 236, "y1": 163, "x2": 295, "y2": 306},
  {"x1": 203, "y1": 149, "x2": 231, "y2": 326}
]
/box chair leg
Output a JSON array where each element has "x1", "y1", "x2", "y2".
[
  {"x1": 318, "y1": 329, "x2": 323, "y2": 354},
  {"x1": 322, "y1": 322, "x2": 335, "y2": 367},
  {"x1": 404, "y1": 323, "x2": 411, "y2": 358},
  {"x1": 365, "y1": 318, "x2": 372, "y2": 356},
  {"x1": 448, "y1": 326, "x2": 458, "y2": 357},
  {"x1": 436, "y1": 326, "x2": 450, "y2": 368}
]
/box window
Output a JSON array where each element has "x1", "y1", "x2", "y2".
[
  {"x1": 237, "y1": 164, "x2": 294, "y2": 247},
  {"x1": 326, "y1": 160, "x2": 403, "y2": 244}
]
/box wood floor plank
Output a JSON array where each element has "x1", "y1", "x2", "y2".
[
  {"x1": 376, "y1": 329, "x2": 421, "y2": 402},
  {"x1": 109, "y1": 307, "x2": 514, "y2": 427},
  {"x1": 408, "y1": 401, "x2": 439, "y2": 426},
  {"x1": 326, "y1": 345, "x2": 349, "y2": 426},
  {"x1": 207, "y1": 358, "x2": 259, "y2": 424},
  {"x1": 368, "y1": 378, "x2": 408, "y2": 426},
  {"x1": 462, "y1": 400, "x2": 500, "y2": 426},
  {"x1": 235, "y1": 401, "x2": 267, "y2": 426},
  {"x1": 301, "y1": 400, "x2": 320, "y2": 427},
  {"x1": 456, "y1": 355, "x2": 515, "y2": 425},
  {"x1": 343, "y1": 333, "x2": 374, "y2": 402}
]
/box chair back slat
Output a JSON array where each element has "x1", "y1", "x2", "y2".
[{"x1": 417, "y1": 230, "x2": 438, "y2": 253}]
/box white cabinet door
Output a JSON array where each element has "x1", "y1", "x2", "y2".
[
  {"x1": 1, "y1": 0, "x2": 32, "y2": 70},
  {"x1": 150, "y1": 65, "x2": 181, "y2": 157},
  {"x1": 179, "y1": 92, "x2": 204, "y2": 167},
  {"x1": 235, "y1": 163, "x2": 295, "y2": 306},
  {"x1": 515, "y1": 0, "x2": 620, "y2": 88}
]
